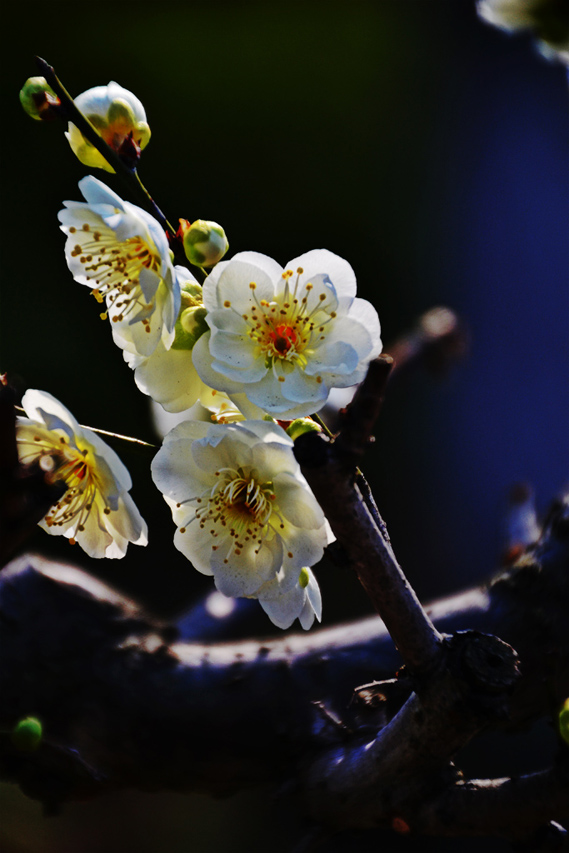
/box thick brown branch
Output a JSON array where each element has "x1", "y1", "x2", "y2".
[{"x1": 0, "y1": 492, "x2": 567, "y2": 828}]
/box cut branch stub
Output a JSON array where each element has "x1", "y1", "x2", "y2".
[{"x1": 303, "y1": 630, "x2": 521, "y2": 829}]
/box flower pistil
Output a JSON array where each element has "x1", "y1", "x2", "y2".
[{"x1": 243, "y1": 268, "x2": 336, "y2": 376}]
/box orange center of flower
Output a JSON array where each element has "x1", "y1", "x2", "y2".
[{"x1": 269, "y1": 324, "x2": 298, "y2": 355}]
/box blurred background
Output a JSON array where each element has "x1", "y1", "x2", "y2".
[{"x1": 1, "y1": 1, "x2": 568, "y2": 851}]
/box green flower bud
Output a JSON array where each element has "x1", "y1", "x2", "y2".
[
  {"x1": 299, "y1": 567, "x2": 310, "y2": 589},
  {"x1": 19, "y1": 77, "x2": 60, "y2": 121},
  {"x1": 181, "y1": 219, "x2": 229, "y2": 268},
  {"x1": 171, "y1": 284, "x2": 209, "y2": 351},
  {"x1": 286, "y1": 418, "x2": 322, "y2": 442},
  {"x1": 11, "y1": 716, "x2": 43, "y2": 752},
  {"x1": 180, "y1": 306, "x2": 209, "y2": 338},
  {"x1": 560, "y1": 698, "x2": 569, "y2": 747}
]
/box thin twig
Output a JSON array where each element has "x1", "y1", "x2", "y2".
[{"x1": 14, "y1": 406, "x2": 155, "y2": 451}]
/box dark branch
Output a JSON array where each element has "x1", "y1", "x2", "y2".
[
  {"x1": 0, "y1": 492, "x2": 567, "y2": 836},
  {"x1": 295, "y1": 357, "x2": 444, "y2": 676}
]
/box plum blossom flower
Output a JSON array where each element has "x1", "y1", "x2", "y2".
[
  {"x1": 117, "y1": 267, "x2": 213, "y2": 412},
  {"x1": 151, "y1": 419, "x2": 331, "y2": 599},
  {"x1": 58, "y1": 176, "x2": 180, "y2": 357},
  {"x1": 66, "y1": 81, "x2": 151, "y2": 172},
  {"x1": 192, "y1": 249, "x2": 382, "y2": 419},
  {"x1": 16, "y1": 390, "x2": 147, "y2": 559},
  {"x1": 255, "y1": 566, "x2": 322, "y2": 630}
]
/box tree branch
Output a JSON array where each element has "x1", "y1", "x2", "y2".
[
  {"x1": 295, "y1": 357, "x2": 445, "y2": 676},
  {"x1": 0, "y1": 490, "x2": 567, "y2": 836}
]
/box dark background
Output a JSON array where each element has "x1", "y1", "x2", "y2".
[{"x1": 1, "y1": 1, "x2": 568, "y2": 851}]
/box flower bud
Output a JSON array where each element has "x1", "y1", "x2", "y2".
[
  {"x1": 65, "y1": 81, "x2": 151, "y2": 173},
  {"x1": 180, "y1": 219, "x2": 229, "y2": 268},
  {"x1": 11, "y1": 716, "x2": 43, "y2": 752},
  {"x1": 298, "y1": 567, "x2": 310, "y2": 589},
  {"x1": 180, "y1": 306, "x2": 209, "y2": 339},
  {"x1": 171, "y1": 285, "x2": 209, "y2": 350},
  {"x1": 19, "y1": 77, "x2": 60, "y2": 121},
  {"x1": 286, "y1": 418, "x2": 322, "y2": 442}
]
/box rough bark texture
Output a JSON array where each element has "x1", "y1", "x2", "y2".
[{"x1": 0, "y1": 490, "x2": 567, "y2": 841}]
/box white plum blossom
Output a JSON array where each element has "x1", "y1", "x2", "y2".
[
  {"x1": 151, "y1": 419, "x2": 332, "y2": 601},
  {"x1": 66, "y1": 81, "x2": 151, "y2": 172},
  {"x1": 117, "y1": 267, "x2": 214, "y2": 412},
  {"x1": 255, "y1": 566, "x2": 322, "y2": 630},
  {"x1": 16, "y1": 390, "x2": 147, "y2": 559},
  {"x1": 58, "y1": 177, "x2": 180, "y2": 357},
  {"x1": 192, "y1": 249, "x2": 382, "y2": 418}
]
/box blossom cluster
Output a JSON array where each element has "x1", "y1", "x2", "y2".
[{"x1": 19, "y1": 80, "x2": 383, "y2": 630}]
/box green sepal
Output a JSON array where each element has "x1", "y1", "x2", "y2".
[{"x1": 286, "y1": 418, "x2": 322, "y2": 442}]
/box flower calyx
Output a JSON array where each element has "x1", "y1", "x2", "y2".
[{"x1": 286, "y1": 418, "x2": 322, "y2": 442}]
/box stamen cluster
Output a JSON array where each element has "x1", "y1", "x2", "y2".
[
  {"x1": 151, "y1": 419, "x2": 332, "y2": 602},
  {"x1": 192, "y1": 248, "x2": 382, "y2": 418}
]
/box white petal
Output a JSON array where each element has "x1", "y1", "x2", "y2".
[
  {"x1": 286, "y1": 249, "x2": 357, "y2": 299},
  {"x1": 105, "y1": 493, "x2": 148, "y2": 546},
  {"x1": 192, "y1": 333, "x2": 250, "y2": 395},
  {"x1": 133, "y1": 344, "x2": 207, "y2": 413},
  {"x1": 21, "y1": 390, "x2": 81, "y2": 438},
  {"x1": 214, "y1": 260, "x2": 276, "y2": 312},
  {"x1": 346, "y1": 298, "x2": 382, "y2": 355},
  {"x1": 303, "y1": 338, "x2": 360, "y2": 377},
  {"x1": 77, "y1": 175, "x2": 125, "y2": 209},
  {"x1": 273, "y1": 472, "x2": 326, "y2": 530},
  {"x1": 212, "y1": 536, "x2": 281, "y2": 597},
  {"x1": 174, "y1": 521, "x2": 215, "y2": 576},
  {"x1": 245, "y1": 372, "x2": 326, "y2": 417},
  {"x1": 275, "y1": 364, "x2": 330, "y2": 405},
  {"x1": 259, "y1": 583, "x2": 306, "y2": 629}
]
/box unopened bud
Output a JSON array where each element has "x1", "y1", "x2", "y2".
[
  {"x1": 65, "y1": 81, "x2": 151, "y2": 173},
  {"x1": 180, "y1": 306, "x2": 209, "y2": 338},
  {"x1": 171, "y1": 285, "x2": 209, "y2": 351},
  {"x1": 299, "y1": 568, "x2": 310, "y2": 589},
  {"x1": 11, "y1": 716, "x2": 43, "y2": 752},
  {"x1": 19, "y1": 77, "x2": 60, "y2": 121},
  {"x1": 180, "y1": 219, "x2": 229, "y2": 268},
  {"x1": 286, "y1": 418, "x2": 322, "y2": 442}
]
